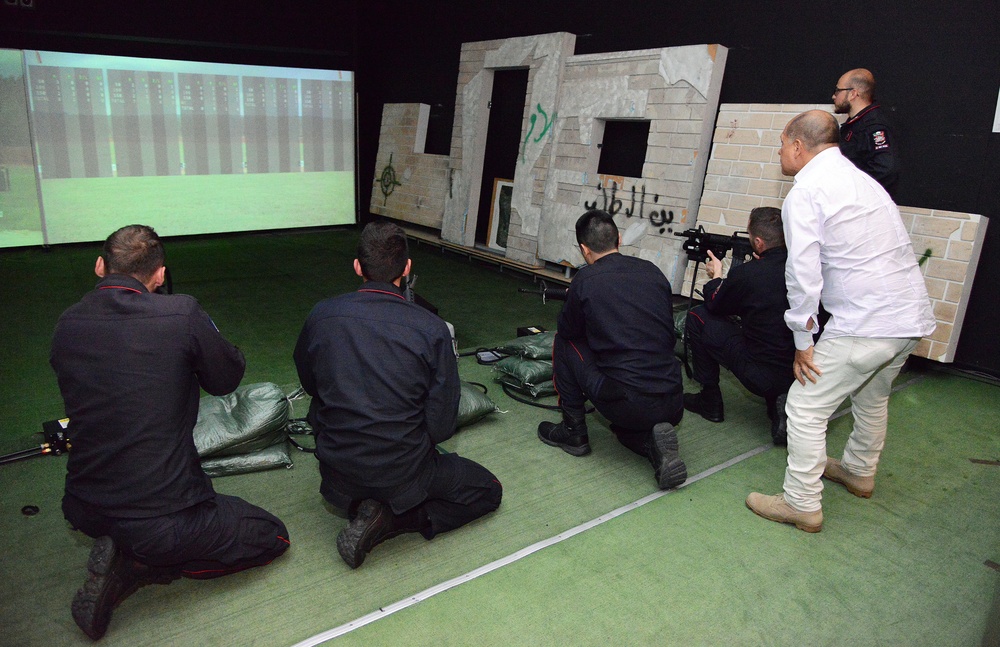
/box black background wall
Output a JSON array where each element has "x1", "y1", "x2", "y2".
[{"x1": 3, "y1": 0, "x2": 998, "y2": 375}]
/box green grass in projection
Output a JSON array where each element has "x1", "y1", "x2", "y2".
[
  {"x1": 41, "y1": 170, "x2": 355, "y2": 244},
  {"x1": 0, "y1": 165, "x2": 44, "y2": 248}
]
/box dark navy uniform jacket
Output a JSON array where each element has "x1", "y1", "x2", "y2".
[
  {"x1": 51, "y1": 274, "x2": 245, "y2": 518},
  {"x1": 701, "y1": 246, "x2": 796, "y2": 377},
  {"x1": 557, "y1": 252, "x2": 682, "y2": 395},
  {"x1": 839, "y1": 103, "x2": 900, "y2": 198},
  {"x1": 293, "y1": 281, "x2": 459, "y2": 494}
]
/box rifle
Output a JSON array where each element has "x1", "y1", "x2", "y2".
[
  {"x1": 674, "y1": 226, "x2": 754, "y2": 269},
  {"x1": 518, "y1": 280, "x2": 568, "y2": 304}
]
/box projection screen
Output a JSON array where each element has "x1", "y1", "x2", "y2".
[{"x1": 0, "y1": 49, "x2": 355, "y2": 248}]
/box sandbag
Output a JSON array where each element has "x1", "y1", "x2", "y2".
[
  {"x1": 457, "y1": 381, "x2": 499, "y2": 428},
  {"x1": 493, "y1": 357, "x2": 555, "y2": 397},
  {"x1": 674, "y1": 308, "x2": 687, "y2": 358},
  {"x1": 496, "y1": 373, "x2": 557, "y2": 398},
  {"x1": 194, "y1": 382, "x2": 290, "y2": 458},
  {"x1": 513, "y1": 379, "x2": 557, "y2": 398},
  {"x1": 495, "y1": 331, "x2": 556, "y2": 360},
  {"x1": 200, "y1": 442, "x2": 293, "y2": 478}
]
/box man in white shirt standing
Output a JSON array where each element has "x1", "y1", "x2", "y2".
[{"x1": 746, "y1": 110, "x2": 936, "y2": 532}]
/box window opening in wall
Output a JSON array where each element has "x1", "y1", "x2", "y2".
[
  {"x1": 597, "y1": 120, "x2": 650, "y2": 178},
  {"x1": 424, "y1": 103, "x2": 453, "y2": 156}
]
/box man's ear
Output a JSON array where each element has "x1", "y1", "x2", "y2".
[
  {"x1": 353, "y1": 259, "x2": 364, "y2": 278},
  {"x1": 94, "y1": 256, "x2": 106, "y2": 278},
  {"x1": 151, "y1": 266, "x2": 166, "y2": 290},
  {"x1": 401, "y1": 258, "x2": 412, "y2": 278}
]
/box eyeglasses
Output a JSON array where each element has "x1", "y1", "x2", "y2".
[{"x1": 833, "y1": 87, "x2": 854, "y2": 94}]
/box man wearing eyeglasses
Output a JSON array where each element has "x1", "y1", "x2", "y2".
[{"x1": 833, "y1": 68, "x2": 900, "y2": 198}]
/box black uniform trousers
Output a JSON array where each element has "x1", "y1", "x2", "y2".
[
  {"x1": 553, "y1": 333, "x2": 683, "y2": 456},
  {"x1": 685, "y1": 304, "x2": 792, "y2": 403},
  {"x1": 63, "y1": 493, "x2": 289, "y2": 580},
  {"x1": 319, "y1": 450, "x2": 502, "y2": 539}
]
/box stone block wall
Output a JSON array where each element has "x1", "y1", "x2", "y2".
[
  {"x1": 442, "y1": 33, "x2": 577, "y2": 264},
  {"x1": 689, "y1": 103, "x2": 988, "y2": 363},
  {"x1": 537, "y1": 45, "x2": 727, "y2": 289},
  {"x1": 369, "y1": 103, "x2": 450, "y2": 229},
  {"x1": 375, "y1": 34, "x2": 726, "y2": 286}
]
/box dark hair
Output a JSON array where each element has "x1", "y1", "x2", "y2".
[
  {"x1": 357, "y1": 220, "x2": 409, "y2": 282},
  {"x1": 784, "y1": 110, "x2": 839, "y2": 150},
  {"x1": 747, "y1": 207, "x2": 784, "y2": 249},
  {"x1": 102, "y1": 225, "x2": 165, "y2": 280},
  {"x1": 575, "y1": 209, "x2": 619, "y2": 254}
]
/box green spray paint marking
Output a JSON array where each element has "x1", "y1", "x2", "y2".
[{"x1": 520, "y1": 104, "x2": 556, "y2": 163}]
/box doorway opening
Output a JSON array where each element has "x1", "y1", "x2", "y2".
[{"x1": 475, "y1": 68, "x2": 529, "y2": 250}]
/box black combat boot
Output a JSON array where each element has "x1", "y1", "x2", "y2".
[
  {"x1": 71, "y1": 537, "x2": 180, "y2": 640},
  {"x1": 648, "y1": 422, "x2": 688, "y2": 489},
  {"x1": 537, "y1": 409, "x2": 590, "y2": 456},
  {"x1": 71, "y1": 537, "x2": 141, "y2": 640},
  {"x1": 767, "y1": 392, "x2": 788, "y2": 446},
  {"x1": 683, "y1": 384, "x2": 724, "y2": 422},
  {"x1": 337, "y1": 499, "x2": 431, "y2": 569}
]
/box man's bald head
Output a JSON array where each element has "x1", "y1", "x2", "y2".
[
  {"x1": 778, "y1": 110, "x2": 840, "y2": 177},
  {"x1": 833, "y1": 68, "x2": 876, "y2": 116},
  {"x1": 784, "y1": 110, "x2": 839, "y2": 151},
  {"x1": 842, "y1": 68, "x2": 875, "y2": 102}
]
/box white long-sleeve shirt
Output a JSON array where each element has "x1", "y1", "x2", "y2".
[{"x1": 781, "y1": 147, "x2": 936, "y2": 351}]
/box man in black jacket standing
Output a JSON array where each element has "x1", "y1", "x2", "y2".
[
  {"x1": 834, "y1": 68, "x2": 901, "y2": 198},
  {"x1": 52, "y1": 225, "x2": 289, "y2": 640},
  {"x1": 537, "y1": 209, "x2": 687, "y2": 490},
  {"x1": 682, "y1": 207, "x2": 796, "y2": 445},
  {"x1": 294, "y1": 221, "x2": 501, "y2": 569}
]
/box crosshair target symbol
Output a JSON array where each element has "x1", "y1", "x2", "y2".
[{"x1": 379, "y1": 153, "x2": 403, "y2": 205}]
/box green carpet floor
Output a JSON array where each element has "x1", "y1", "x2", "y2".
[
  {"x1": 331, "y1": 371, "x2": 1000, "y2": 647},
  {"x1": 1, "y1": 229, "x2": 997, "y2": 646}
]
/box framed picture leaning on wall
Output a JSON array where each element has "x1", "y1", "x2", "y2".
[{"x1": 488, "y1": 178, "x2": 513, "y2": 251}]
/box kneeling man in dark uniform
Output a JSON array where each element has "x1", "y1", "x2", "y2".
[
  {"x1": 294, "y1": 221, "x2": 502, "y2": 568},
  {"x1": 52, "y1": 225, "x2": 289, "y2": 640},
  {"x1": 537, "y1": 209, "x2": 687, "y2": 490}
]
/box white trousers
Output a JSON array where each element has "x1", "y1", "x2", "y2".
[{"x1": 782, "y1": 336, "x2": 919, "y2": 512}]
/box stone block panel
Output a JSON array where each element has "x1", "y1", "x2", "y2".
[{"x1": 694, "y1": 102, "x2": 989, "y2": 364}]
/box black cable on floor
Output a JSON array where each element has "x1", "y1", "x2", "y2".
[{"x1": 500, "y1": 382, "x2": 595, "y2": 414}]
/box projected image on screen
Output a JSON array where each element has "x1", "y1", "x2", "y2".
[
  {"x1": 11, "y1": 50, "x2": 355, "y2": 247},
  {"x1": 0, "y1": 49, "x2": 44, "y2": 248}
]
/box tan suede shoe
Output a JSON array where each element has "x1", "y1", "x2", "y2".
[
  {"x1": 823, "y1": 457, "x2": 875, "y2": 498},
  {"x1": 745, "y1": 492, "x2": 823, "y2": 533}
]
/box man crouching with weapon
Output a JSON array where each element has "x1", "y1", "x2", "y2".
[{"x1": 679, "y1": 207, "x2": 796, "y2": 445}]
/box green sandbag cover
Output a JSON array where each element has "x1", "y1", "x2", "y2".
[
  {"x1": 457, "y1": 381, "x2": 499, "y2": 428},
  {"x1": 495, "y1": 373, "x2": 557, "y2": 398},
  {"x1": 493, "y1": 357, "x2": 555, "y2": 397},
  {"x1": 201, "y1": 441, "x2": 293, "y2": 478},
  {"x1": 522, "y1": 379, "x2": 557, "y2": 398},
  {"x1": 495, "y1": 330, "x2": 556, "y2": 360},
  {"x1": 674, "y1": 308, "x2": 687, "y2": 358},
  {"x1": 194, "y1": 382, "x2": 290, "y2": 458}
]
